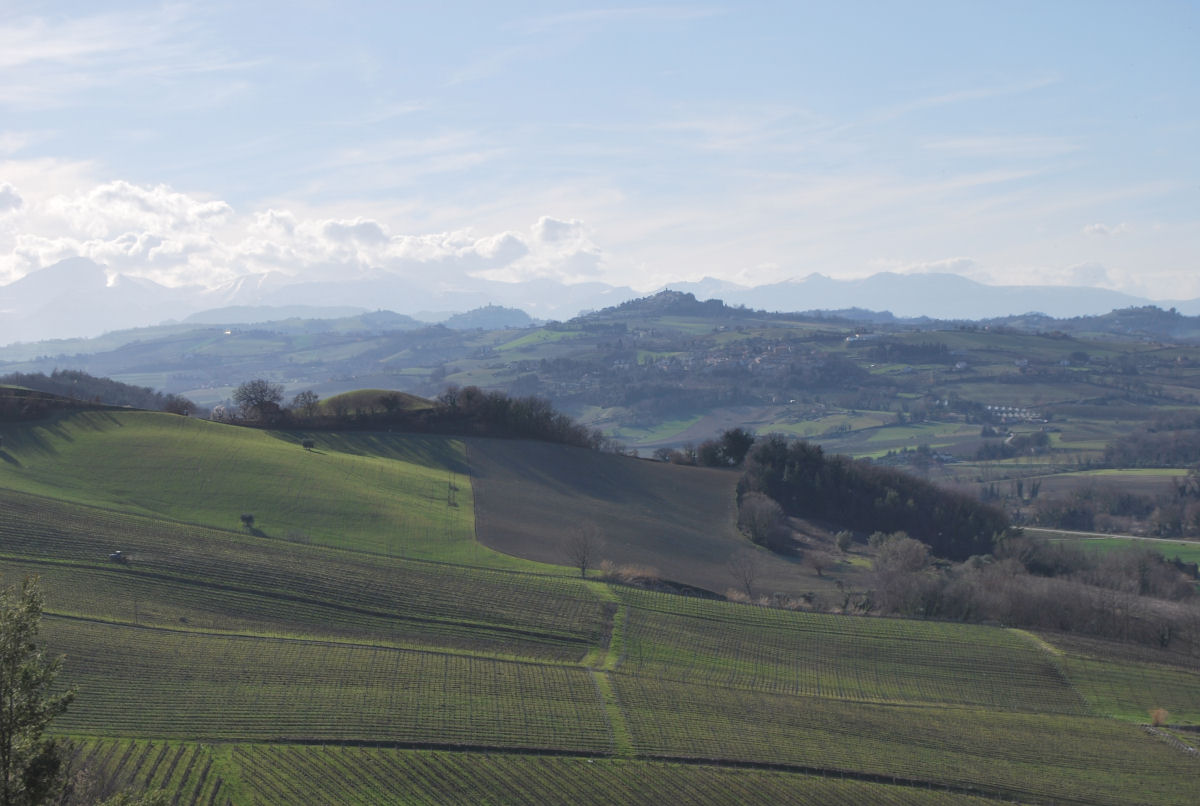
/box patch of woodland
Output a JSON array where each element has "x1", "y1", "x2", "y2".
[
  {"x1": 0, "y1": 370, "x2": 196, "y2": 416},
  {"x1": 1105, "y1": 414, "x2": 1200, "y2": 467},
  {"x1": 229, "y1": 382, "x2": 613, "y2": 450},
  {"x1": 737, "y1": 434, "x2": 1008, "y2": 561},
  {"x1": 1027, "y1": 473, "x2": 1200, "y2": 540},
  {"x1": 864, "y1": 532, "x2": 1200, "y2": 656}
]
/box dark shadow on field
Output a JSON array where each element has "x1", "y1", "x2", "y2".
[
  {"x1": 467, "y1": 437, "x2": 808, "y2": 596},
  {"x1": 0, "y1": 410, "x2": 126, "y2": 463},
  {"x1": 0, "y1": 450, "x2": 19, "y2": 466},
  {"x1": 267, "y1": 430, "x2": 469, "y2": 474}
]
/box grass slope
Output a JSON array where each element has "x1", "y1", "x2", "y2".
[
  {"x1": 0, "y1": 410, "x2": 1197, "y2": 804},
  {"x1": 468, "y1": 436, "x2": 813, "y2": 595},
  {"x1": 0, "y1": 409, "x2": 526, "y2": 567}
]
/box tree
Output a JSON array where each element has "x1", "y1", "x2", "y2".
[
  {"x1": 240, "y1": 514, "x2": 254, "y2": 530},
  {"x1": 566, "y1": 522, "x2": 603, "y2": 578},
  {"x1": 161, "y1": 395, "x2": 195, "y2": 416},
  {"x1": 232, "y1": 379, "x2": 284, "y2": 422},
  {"x1": 727, "y1": 550, "x2": 761, "y2": 599},
  {"x1": 737, "y1": 492, "x2": 787, "y2": 550},
  {"x1": 835, "y1": 530, "x2": 854, "y2": 553},
  {"x1": 289, "y1": 390, "x2": 320, "y2": 419},
  {"x1": 718, "y1": 428, "x2": 756, "y2": 467},
  {"x1": 0, "y1": 576, "x2": 75, "y2": 806}
]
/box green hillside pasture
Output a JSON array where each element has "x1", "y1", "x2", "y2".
[
  {"x1": 611, "y1": 676, "x2": 1198, "y2": 806},
  {"x1": 764, "y1": 411, "x2": 893, "y2": 439},
  {"x1": 1028, "y1": 468, "x2": 1187, "y2": 499},
  {"x1": 607, "y1": 414, "x2": 704, "y2": 445},
  {"x1": 1059, "y1": 653, "x2": 1200, "y2": 726},
  {"x1": 46, "y1": 617, "x2": 613, "y2": 753},
  {"x1": 468, "y1": 438, "x2": 813, "y2": 595},
  {"x1": 1053, "y1": 535, "x2": 1200, "y2": 566},
  {"x1": 0, "y1": 490, "x2": 611, "y2": 661},
  {"x1": 227, "y1": 744, "x2": 1013, "y2": 806},
  {"x1": 0, "y1": 410, "x2": 502, "y2": 565},
  {"x1": 614, "y1": 588, "x2": 1086, "y2": 714},
  {"x1": 71, "y1": 738, "x2": 231, "y2": 806}
]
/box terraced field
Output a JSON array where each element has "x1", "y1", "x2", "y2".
[{"x1": 0, "y1": 410, "x2": 1197, "y2": 804}]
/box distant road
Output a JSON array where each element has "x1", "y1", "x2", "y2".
[{"x1": 1023, "y1": 526, "x2": 1198, "y2": 545}]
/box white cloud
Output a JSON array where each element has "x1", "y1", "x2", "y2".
[
  {"x1": 0, "y1": 184, "x2": 21, "y2": 213},
  {"x1": 1083, "y1": 222, "x2": 1129, "y2": 236},
  {"x1": 873, "y1": 257, "x2": 978, "y2": 276}
]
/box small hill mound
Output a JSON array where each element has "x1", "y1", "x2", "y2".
[
  {"x1": 318, "y1": 389, "x2": 433, "y2": 416},
  {"x1": 443, "y1": 304, "x2": 535, "y2": 330}
]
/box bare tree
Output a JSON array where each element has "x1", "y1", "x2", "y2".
[
  {"x1": 727, "y1": 550, "x2": 762, "y2": 599},
  {"x1": 738, "y1": 492, "x2": 787, "y2": 549},
  {"x1": 807, "y1": 550, "x2": 835, "y2": 578},
  {"x1": 566, "y1": 522, "x2": 603, "y2": 578},
  {"x1": 233, "y1": 379, "x2": 285, "y2": 422},
  {"x1": 290, "y1": 390, "x2": 320, "y2": 418}
]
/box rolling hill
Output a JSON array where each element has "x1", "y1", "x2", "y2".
[{"x1": 0, "y1": 408, "x2": 1198, "y2": 804}]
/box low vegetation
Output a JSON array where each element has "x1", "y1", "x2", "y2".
[{"x1": 0, "y1": 401, "x2": 1197, "y2": 804}]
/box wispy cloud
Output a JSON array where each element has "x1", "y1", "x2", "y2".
[
  {"x1": 923, "y1": 135, "x2": 1080, "y2": 159},
  {"x1": 509, "y1": 6, "x2": 724, "y2": 35},
  {"x1": 0, "y1": 6, "x2": 257, "y2": 108}
]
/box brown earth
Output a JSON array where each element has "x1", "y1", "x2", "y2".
[{"x1": 466, "y1": 437, "x2": 818, "y2": 596}]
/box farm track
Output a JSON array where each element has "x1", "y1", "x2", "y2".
[{"x1": 1025, "y1": 525, "x2": 1200, "y2": 544}]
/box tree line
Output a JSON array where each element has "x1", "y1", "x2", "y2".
[
  {"x1": 225, "y1": 380, "x2": 611, "y2": 450},
  {"x1": 0, "y1": 371, "x2": 195, "y2": 417}
]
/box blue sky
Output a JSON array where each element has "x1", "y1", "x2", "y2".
[{"x1": 0, "y1": 1, "x2": 1197, "y2": 298}]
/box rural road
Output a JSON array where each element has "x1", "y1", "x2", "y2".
[{"x1": 1023, "y1": 526, "x2": 1199, "y2": 546}]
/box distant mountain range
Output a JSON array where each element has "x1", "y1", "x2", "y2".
[{"x1": 2, "y1": 257, "x2": 1197, "y2": 346}]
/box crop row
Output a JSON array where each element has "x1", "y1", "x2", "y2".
[
  {"x1": 616, "y1": 593, "x2": 1085, "y2": 713},
  {"x1": 48, "y1": 617, "x2": 613, "y2": 753},
  {"x1": 610, "y1": 674, "x2": 1200, "y2": 806},
  {"x1": 0, "y1": 489, "x2": 610, "y2": 660},
  {"x1": 0, "y1": 558, "x2": 597, "y2": 662},
  {"x1": 229, "y1": 744, "x2": 1012, "y2": 806},
  {"x1": 1060, "y1": 654, "x2": 1200, "y2": 725},
  {"x1": 71, "y1": 737, "x2": 229, "y2": 805}
]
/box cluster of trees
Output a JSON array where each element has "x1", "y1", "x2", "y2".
[
  {"x1": 653, "y1": 428, "x2": 756, "y2": 468},
  {"x1": 867, "y1": 533, "x2": 1200, "y2": 654},
  {"x1": 974, "y1": 430, "x2": 1050, "y2": 460},
  {"x1": 1105, "y1": 428, "x2": 1200, "y2": 467},
  {"x1": 223, "y1": 380, "x2": 610, "y2": 450},
  {"x1": 0, "y1": 371, "x2": 196, "y2": 418},
  {"x1": 1031, "y1": 474, "x2": 1200, "y2": 537},
  {"x1": 739, "y1": 435, "x2": 1008, "y2": 561}
]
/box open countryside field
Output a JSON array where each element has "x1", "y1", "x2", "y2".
[
  {"x1": 0, "y1": 409, "x2": 1198, "y2": 803},
  {"x1": 466, "y1": 436, "x2": 823, "y2": 596},
  {"x1": 0, "y1": 409, "x2": 529, "y2": 568}
]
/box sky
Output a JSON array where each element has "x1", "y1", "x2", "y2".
[{"x1": 0, "y1": 1, "x2": 1197, "y2": 299}]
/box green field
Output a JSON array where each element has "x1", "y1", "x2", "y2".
[{"x1": 0, "y1": 409, "x2": 1198, "y2": 804}]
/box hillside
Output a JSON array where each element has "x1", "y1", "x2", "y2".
[
  {"x1": 0, "y1": 409, "x2": 1198, "y2": 804},
  {"x1": 467, "y1": 437, "x2": 788, "y2": 594}
]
